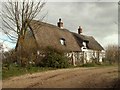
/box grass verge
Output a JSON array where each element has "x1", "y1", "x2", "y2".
[
  {"x1": 2, "y1": 63, "x2": 117, "y2": 80},
  {"x1": 78, "y1": 63, "x2": 118, "y2": 67},
  {"x1": 2, "y1": 64, "x2": 56, "y2": 80}
]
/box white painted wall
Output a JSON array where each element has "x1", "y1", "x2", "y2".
[
  {"x1": 81, "y1": 47, "x2": 105, "y2": 63},
  {"x1": 65, "y1": 49, "x2": 105, "y2": 65}
]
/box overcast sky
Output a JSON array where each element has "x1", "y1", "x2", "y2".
[
  {"x1": 42, "y1": 2, "x2": 118, "y2": 48},
  {"x1": 0, "y1": 1, "x2": 118, "y2": 50}
]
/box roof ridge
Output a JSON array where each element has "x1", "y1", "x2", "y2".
[{"x1": 31, "y1": 19, "x2": 70, "y2": 32}]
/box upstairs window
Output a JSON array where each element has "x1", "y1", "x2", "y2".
[
  {"x1": 60, "y1": 38, "x2": 66, "y2": 46},
  {"x1": 83, "y1": 41, "x2": 86, "y2": 47}
]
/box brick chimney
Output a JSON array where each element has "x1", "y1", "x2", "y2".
[
  {"x1": 78, "y1": 26, "x2": 82, "y2": 34},
  {"x1": 57, "y1": 18, "x2": 63, "y2": 29}
]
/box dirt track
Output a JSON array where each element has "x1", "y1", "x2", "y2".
[{"x1": 2, "y1": 66, "x2": 118, "y2": 88}]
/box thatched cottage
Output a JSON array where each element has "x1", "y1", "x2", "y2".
[{"x1": 16, "y1": 18, "x2": 105, "y2": 66}]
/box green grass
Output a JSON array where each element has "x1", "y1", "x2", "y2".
[
  {"x1": 2, "y1": 62, "x2": 117, "y2": 80},
  {"x1": 80, "y1": 63, "x2": 95, "y2": 67},
  {"x1": 2, "y1": 64, "x2": 56, "y2": 80},
  {"x1": 78, "y1": 62, "x2": 118, "y2": 67}
]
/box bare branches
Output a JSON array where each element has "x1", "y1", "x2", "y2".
[
  {"x1": 118, "y1": 1, "x2": 120, "y2": 5},
  {"x1": 1, "y1": 0, "x2": 46, "y2": 42},
  {"x1": 105, "y1": 44, "x2": 119, "y2": 64}
]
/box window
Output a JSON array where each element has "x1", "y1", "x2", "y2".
[
  {"x1": 81, "y1": 41, "x2": 87, "y2": 51},
  {"x1": 83, "y1": 42, "x2": 86, "y2": 47},
  {"x1": 60, "y1": 38, "x2": 66, "y2": 45}
]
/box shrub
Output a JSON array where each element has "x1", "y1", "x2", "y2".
[
  {"x1": 3, "y1": 49, "x2": 37, "y2": 68},
  {"x1": 3, "y1": 49, "x2": 17, "y2": 64},
  {"x1": 39, "y1": 47, "x2": 70, "y2": 68}
]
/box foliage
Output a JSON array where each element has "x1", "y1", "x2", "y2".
[
  {"x1": 3, "y1": 49, "x2": 37, "y2": 68},
  {"x1": 3, "y1": 49, "x2": 17, "y2": 65},
  {"x1": 1, "y1": 1, "x2": 46, "y2": 67},
  {"x1": 39, "y1": 47, "x2": 70, "y2": 68}
]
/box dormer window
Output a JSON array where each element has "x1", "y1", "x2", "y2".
[
  {"x1": 60, "y1": 38, "x2": 66, "y2": 45},
  {"x1": 83, "y1": 42, "x2": 86, "y2": 47},
  {"x1": 82, "y1": 41, "x2": 87, "y2": 51}
]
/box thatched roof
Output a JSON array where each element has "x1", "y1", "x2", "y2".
[
  {"x1": 72, "y1": 33, "x2": 104, "y2": 51},
  {"x1": 29, "y1": 20, "x2": 81, "y2": 52},
  {"x1": 17, "y1": 19, "x2": 104, "y2": 52}
]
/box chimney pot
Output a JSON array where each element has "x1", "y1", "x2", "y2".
[
  {"x1": 57, "y1": 18, "x2": 63, "y2": 29},
  {"x1": 78, "y1": 26, "x2": 82, "y2": 34},
  {"x1": 59, "y1": 18, "x2": 61, "y2": 22}
]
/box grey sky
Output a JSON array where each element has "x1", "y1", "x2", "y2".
[
  {"x1": 41, "y1": 2, "x2": 118, "y2": 47},
  {"x1": 0, "y1": 1, "x2": 118, "y2": 50}
]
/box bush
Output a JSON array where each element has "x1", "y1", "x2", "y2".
[
  {"x1": 39, "y1": 47, "x2": 70, "y2": 68},
  {"x1": 3, "y1": 49, "x2": 37, "y2": 68},
  {"x1": 3, "y1": 49, "x2": 17, "y2": 64}
]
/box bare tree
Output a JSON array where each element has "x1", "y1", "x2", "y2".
[
  {"x1": 1, "y1": 0, "x2": 46, "y2": 66},
  {"x1": 1, "y1": 0, "x2": 46, "y2": 41},
  {"x1": 105, "y1": 44, "x2": 118, "y2": 64}
]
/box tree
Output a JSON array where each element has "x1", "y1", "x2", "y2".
[
  {"x1": 1, "y1": 0, "x2": 46, "y2": 41},
  {"x1": 1, "y1": 0, "x2": 46, "y2": 66},
  {"x1": 0, "y1": 42, "x2": 4, "y2": 64},
  {"x1": 0, "y1": 41, "x2": 8, "y2": 63},
  {"x1": 105, "y1": 44, "x2": 118, "y2": 64}
]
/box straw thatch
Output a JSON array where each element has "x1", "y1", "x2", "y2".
[
  {"x1": 72, "y1": 33, "x2": 104, "y2": 51},
  {"x1": 16, "y1": 19, "x2": 104, "y2": 53},
  {"x1": 28, "y1": 20, "x2": 81, "y2": 52}
]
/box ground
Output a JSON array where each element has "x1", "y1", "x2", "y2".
[{"x1": 2, "y1": 66, "x2": 119, "y2": 88}]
